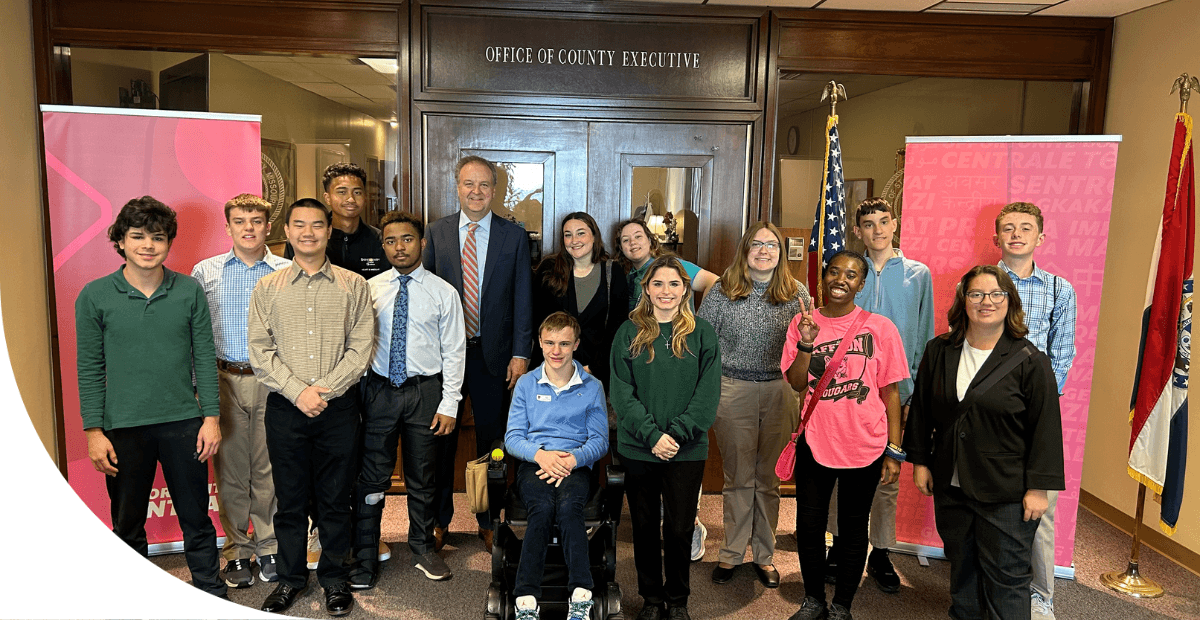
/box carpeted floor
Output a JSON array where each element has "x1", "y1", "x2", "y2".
[{"x1": 151, "y1": 494, "x2": 1200, "y2": 619}]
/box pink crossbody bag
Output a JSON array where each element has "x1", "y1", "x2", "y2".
[{"x1": 775, "y1": 310, "x2": 871, "y2": 481}]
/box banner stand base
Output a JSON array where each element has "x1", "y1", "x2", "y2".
[
  {"x1": 149, "y1": 536, "x2": 226, "y2": 557},
  {"x1": 890, "y1": 543, "x2": 1075, "y2": 580}
]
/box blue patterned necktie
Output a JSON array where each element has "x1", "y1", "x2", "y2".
[{"x1": 388, "y1": 274, "x2": 413, "y2": 386}]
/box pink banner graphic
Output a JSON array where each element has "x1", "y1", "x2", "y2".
[
  {"x1": 897, "y1": 137, "x2": 1118, "y2": 571},
  {"x1": 43, "y1": 107, "x2": 260, "y2": 547}
]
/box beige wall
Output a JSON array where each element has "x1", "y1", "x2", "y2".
[
  {"x1": 208, "y1": 54, "x2": 387, "y2": 198},
  {"x1": 1090, "y1": 0, "x2": 1200, "y2": 555},
  {"x1": 776, "y1": 77, "x2": 1073, "y2": 229},
  {"x1": 0, "y1": 0, "x2": 57, "y2": 463}
]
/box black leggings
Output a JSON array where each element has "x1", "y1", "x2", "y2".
[{"x1": 793, "y1": 437, "x2": 882, "y2": 610}]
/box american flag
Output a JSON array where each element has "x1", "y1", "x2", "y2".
[{"x1": 808, "y1": 115, "x2": 846, "y2": 304}]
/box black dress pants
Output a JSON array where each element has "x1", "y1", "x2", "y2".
[
  {"x1": 265, "y1": 388, "x2": 360, "y2": 588},
  {"x1": 435, "y1": 344, "x2": 510, "y2": 530},
  {"x1": 622, "y1": 454, "x2": 705, "y2": 609},
  {"x1": 105, "y1": 417, "x2": 225, "y2": 596},
  {"x1": 934, "y1": 485, "x2": 1038, "y2": 620},
  {"x1": 793, "y1": 437, "x2": 881, "y2": 611},
  {"x1": 354, "y1": 371, "x2": 442, "y2": 558}
]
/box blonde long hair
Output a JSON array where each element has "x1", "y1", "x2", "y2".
[
  {"x1": 719, "y1": 221, "x2": 800, "y2": 304},
  {"x1": 628, "y1": 256, "x2": 696, "y2": 363}
]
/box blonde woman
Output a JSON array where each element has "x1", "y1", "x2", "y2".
[
  {"x1": 610, "y1": 255, "x2": 721, "y2": 620},
  {"x1": 697, "y1": 222, "x2": 811, "y2": 589}
]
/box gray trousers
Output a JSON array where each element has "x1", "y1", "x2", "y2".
[
  {"x1": 713, "y1": 376, "x2": 798, "y2": 566},
  {"x1": 1030, "y1": 490, "x2": 1060, "y2": 600},
  {"x1": 213, "y1": 369, "x2": 278, "y2": 560}
]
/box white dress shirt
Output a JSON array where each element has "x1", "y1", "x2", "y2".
[{"x1": 368, "y1": 264, "x2": 467, "y2": 419}]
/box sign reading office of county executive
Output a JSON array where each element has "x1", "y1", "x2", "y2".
[{"x1": 420, "y1": 9, "x2": 759, "y2": 102}]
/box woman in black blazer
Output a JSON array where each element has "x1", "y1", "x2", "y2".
[
  {"x1": 903, "y1": 264, "x2": 1065, "y2": 620},
  {"x1": 532, "y1": 211, "x2": 629, "y2": 390}
]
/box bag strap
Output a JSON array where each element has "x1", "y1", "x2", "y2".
[
  {"x1": 953, "y1": 344, "x2": 1034, "y2": 416},
  {"x1": 795, "y1": 309, "x2": 872, "y2": 434},
  {"x1": 603, "y1": 260, "x2": 613, "y2": 330}
]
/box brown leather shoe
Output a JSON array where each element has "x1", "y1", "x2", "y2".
[
  {"x1": 478, "y1": 527, "x2": 494, "y2": 553},
  {"x1": 433, "y1": 526, "x2": 447, "y2": 552}
]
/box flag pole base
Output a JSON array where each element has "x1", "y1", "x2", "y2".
[{"x1": 1100, "y1": 562, "x2": 1164, "y2": 598}]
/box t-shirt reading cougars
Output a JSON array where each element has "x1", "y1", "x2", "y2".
[{"x1": 781, "y1": 306, "x2": 909, "y2": 469}]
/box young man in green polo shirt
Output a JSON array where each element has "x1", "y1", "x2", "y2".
[{"x1": 75, "y1": 196, "x2": 226, "y2": 598}]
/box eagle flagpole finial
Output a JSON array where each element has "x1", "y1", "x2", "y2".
[
  {"x1": 1171, "y1": 73, "x2": 1200, "y2": 114},
  {"x1": 821, "y1": 81, "x2": 848, "y2": 117}
]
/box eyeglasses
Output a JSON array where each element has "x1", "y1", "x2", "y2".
[
  {"x1": 966, "y1": 290, "x2": 1009, "y2": 304},
  {"x1": 749, "y1": 241, "x2": 780, "y2": 251}
]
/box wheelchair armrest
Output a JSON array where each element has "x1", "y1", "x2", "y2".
[
  {"x1": 603, "y1": 465, "x2": 625, "y2": 523},
  {"x1": 605, "y1": 465, "x2": 625, "y2": 490}
]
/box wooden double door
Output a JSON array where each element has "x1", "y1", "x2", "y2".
[{"x1": 391, "y1": 114, "x2": 751, "y2": 494}]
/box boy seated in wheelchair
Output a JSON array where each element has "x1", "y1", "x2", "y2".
[{"x1": 504, "y1": 312, "x2": 610, "y2": 620}]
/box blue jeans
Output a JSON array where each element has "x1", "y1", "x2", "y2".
[{"x1": 513, "y1": 461, "x2": 593, "y2": 599}]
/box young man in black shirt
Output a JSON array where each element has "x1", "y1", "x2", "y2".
[{"x1": 287, "y1": 162, "x2": 388, "y2": 280}]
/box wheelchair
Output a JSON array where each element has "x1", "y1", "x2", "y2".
[{"x1": 484, "y1": 459, "x2": 625, "y2": 620}]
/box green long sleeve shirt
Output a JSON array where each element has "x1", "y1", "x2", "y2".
[
  {"x1": 609, "y1": 318, "x2": 721, "y2": 462},
  {"x1": 75, "y1": 266, "x2": 219, "y2": 431}
]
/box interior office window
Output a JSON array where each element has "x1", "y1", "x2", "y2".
[
  {"x1": 69, "y1": 48, "x2": 401, "y2": 248},
  {"x1": 631, "y1": 166, "x2": 701, "y2": 264}
]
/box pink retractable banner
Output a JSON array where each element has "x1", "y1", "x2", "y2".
[
  {"x1": 43, "y1": 106, "x2": 261, "y2": 549},
  {"x1": 895, "y1": 136, "x2": 1119, "y2": 574}
]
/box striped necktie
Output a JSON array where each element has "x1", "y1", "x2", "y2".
[{"x1": 462, "y1": 223, "x2": 480, "y2": 337}]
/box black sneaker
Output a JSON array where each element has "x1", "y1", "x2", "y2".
[
  {"x1": 827, "y1": 602, "x2": 853, "y2": 620},
  {"x1": 636, "y1": 602, "x2": 664, "y2": 620},
  {"x1": 788, "y1": 596, "x2": 829, "y2": 620},
  {"x1": 868, "y1": 548, "x2": 900, "y2": 593},
  {"x1": 223, "y1": 558, "x2": 255, "y2": 589}
]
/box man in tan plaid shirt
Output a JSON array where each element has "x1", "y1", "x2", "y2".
[{"x1": 248, "y1": 198, "x2": 374, "y2": 617}]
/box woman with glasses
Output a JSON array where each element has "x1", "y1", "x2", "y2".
[
  {"x1": 533, "y1": 212, "x2": 629, "y2": 390},
  {"x1": 610, "y1": 255, "x2": 721, "y2": 620},
  {"x1": 903, "y1": 265, "x2": 1063, "y2": 620},
  {"x1": 697, "y1": 223, "x2": 811, "y2": 590},
  {"x1": 782, "y1": 250, "x2": 908, "y2": 620}
]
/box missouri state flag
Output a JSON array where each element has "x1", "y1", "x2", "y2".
[
  {"x1": 1128, "y1": 112, "x2": 1194, "y2": 534},
  {"x1": 808, "y1": 114, "x2": 846, "y2": 304}
]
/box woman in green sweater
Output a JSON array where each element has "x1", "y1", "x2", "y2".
[{"x1": 610, "y1": 255, "x2": 721, "y2": 620}]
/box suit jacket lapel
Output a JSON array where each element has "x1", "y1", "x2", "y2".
[
  {"x1": 965, "y1": 335, "x2": 1018, "y2": 395},
  {"x1": 481, "y1": 219, "x2": 506, "y2": 301},
  {"x1": 943, "y1": 342, "x2": 964, "y2": 406},
  {"x1": 440, "y1": 217, "x2": 463, "y2": 291}
]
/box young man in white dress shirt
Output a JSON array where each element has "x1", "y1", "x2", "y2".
[{"x1": 350, "y1": 210, "x2": 467, "y2": 589}]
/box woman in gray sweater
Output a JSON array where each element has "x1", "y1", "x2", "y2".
[{"x1": 697, "y1": 222, "x2": 811, "y2": 590}]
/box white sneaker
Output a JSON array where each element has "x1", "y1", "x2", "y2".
[
  {"x1": 690, "y1": 520, "x2": 707, "y2": 562},
  {"x1": 1031, "y1": 591, "x2": 1056, "y2": 619}
]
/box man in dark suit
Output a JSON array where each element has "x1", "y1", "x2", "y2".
[{"x1": 423, "y1": 155, "x2": 533, "y2": 551}]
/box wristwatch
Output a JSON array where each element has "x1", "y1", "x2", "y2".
[{"x1": 885, "y1": 442, "x2": 907, "y2": 462}]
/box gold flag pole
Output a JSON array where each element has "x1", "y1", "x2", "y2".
[
  {"x1": 1100, "y1": 484, "x2": 1164, "y2": 597},
  {"x1": 1101, "y1": 74, "x2": 1197, "y2": 599}
]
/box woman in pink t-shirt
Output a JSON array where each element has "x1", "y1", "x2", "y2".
[{"x1": 781, "y1": 250, "x2": 908, "y2": 620}]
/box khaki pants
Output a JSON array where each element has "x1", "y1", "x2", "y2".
[
  {"x1": 828, "y1": 475, "x2": 898, "y2": 550},
  {"x1": 213, "y1": 369, "x2": 278, "y2": 560},
  {"x1": 714, "y1": 376, "x2": 798, "y2": 566}
]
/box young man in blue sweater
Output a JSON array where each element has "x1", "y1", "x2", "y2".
[
  {"x1": 827, "y1": 198, "x2": 935, "y2": 593},
  {"x1": 504, "y1": 311, "x2": 609, "y2": 620}
]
